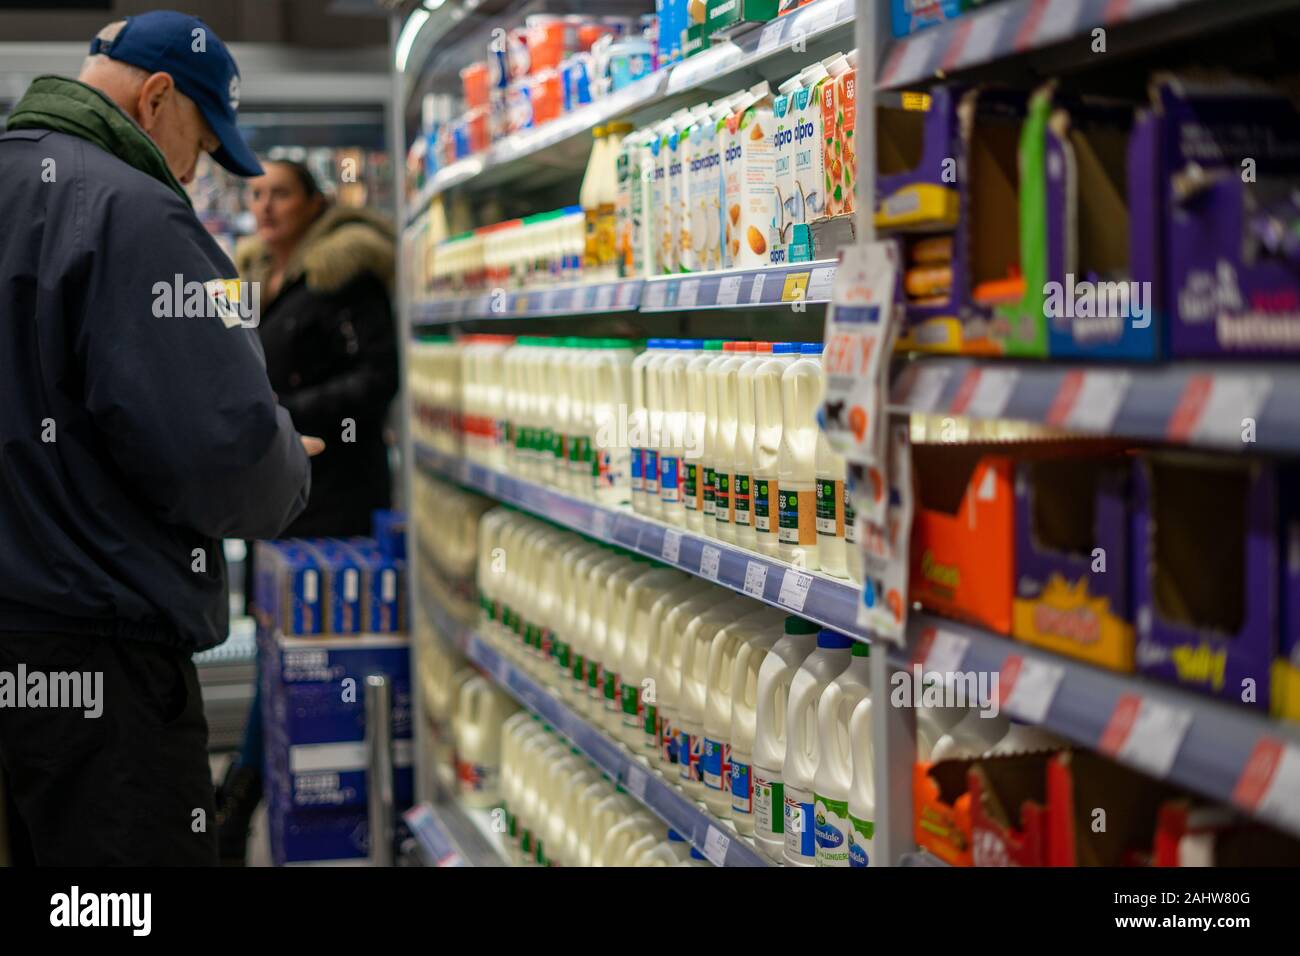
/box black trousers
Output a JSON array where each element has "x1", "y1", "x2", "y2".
[{"x1": 0, "y1": 631, "x2": 218, "y2": 866}]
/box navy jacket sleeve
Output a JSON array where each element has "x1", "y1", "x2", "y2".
[{"x1": 74, "y1": 186, "x2": 311, "y2": 540}]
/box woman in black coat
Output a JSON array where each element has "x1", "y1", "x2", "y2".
[
  {"x1": 239, "y1": 160, "x2": 399, "y2": 536},
  {"x1": 218, "y1": 160, "x2": 399, "y2": 863}
]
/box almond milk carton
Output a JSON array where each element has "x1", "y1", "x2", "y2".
[
  {"x1": 689, "y1": 96, "x2": 740, "y2": 273},
  {"x1": 772, "y1": 74, "x2": 804, "y2": 264},
  {"x1": 722, "y1": 81, "x2": 776, "y2": 270}
]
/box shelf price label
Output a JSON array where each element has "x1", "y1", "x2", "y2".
[
  {"x1": 1167, "y1": 374, "x2": 1272, "y2": 447},
  {"x1": 643, "y1": 282, "x2": 667, "y2": 309},
  {"x1": 703, "y1": 826, "x2": 731, "y2": 867},
  {"x1": 717, "y1": 274, "x2": 744, "y2": 306},
  {"x1": 594, "y1": 284, "x2": 615, "y2": 310},
  {"x1": 624, "y1": 763, "x2": 649, "y2": 801},
  {"x1": 998, "y1": 653, "x2": 1064, "y2": 724},
  {"x1": 662, "y1": 528, "x2": 683, "y2": 565},
  {"x1": 678, "y1": 278, "x2": 701, "y2": 309},
  {"x1": 700, "y1": 545, "x2": 722, "y2": 581},
  {"x1": 743, "y1": 560, "x2": 768, "y2": 599},
  {"x1": 749, "y1": 272, "x2": 768, "y2": 304},
  {"x1": 949, "y1": 367, "x2": 1019, "y2": 421},
  {"x1": 807, "y1": 266, "x2": 836, "y2": 302},
  {"x1": 913, "y1": 626, "x2": 969, "y2": 679},
  {"x1": 1046, "y1": 370, "x2": 1131, "y2": 433},
  {"x1": 895, "y1": 364, "x2": 952, "y2": 414},
  {"x1": 757, "y1": 18, "x2": 786, "y2": 53},
  {"x1": 591, "y1": 509, "x2": 612, "y2": 540},
  {"x1": 778, "y1": 569, "x2": 813, "y2": 613},
  {"x1": 781, "y1": 271, "x2": 811, "y2": 303},
  {"x1": 1233, "y1": 737, "x2": 1300, "y2": 833},
  {"x1": 1098, "y1": 693, "x2": 1193, "y2": 780},
  {"x1": 616, "y1": 282, "x2": 638, "y2": 309}
]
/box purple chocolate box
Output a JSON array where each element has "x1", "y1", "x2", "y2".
[
  {"x1": 1146, "y1": 76, "x2": 1300, "y2": 357},
  {"x1": 1133, "y1": 453, "x2": 1278, "y2": 709},
  {"x1": 1014, "y1": 459, "x2": 1131, "y2": 653}
]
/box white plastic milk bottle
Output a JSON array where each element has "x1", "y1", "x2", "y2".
[
  {"x1": 642, "y1": 577, "x2": 715, "y2": 758},
  {"x1": 812, "y1": 642, "x2": 871, "y2": 866},
  {"x1": 629, "y1": 339, "x2": 659, "y2": 512},
  {"x1": 701, "y1": 606, "x2": 786, "y2": 819},
  {"x1": 654, "y1": 586, "x2": 732, "y2": 776},
  {"x1": 725, "y1": 609, "x2": 787, "y2": 833},
  {"x1": 752, "y1": 616, "x2": 820, "y2": 862},
  {"x1": 599, "y1": 556, "x2": 650, "y2": 735},
  {"x1": 678, "y1": 595, "x2": 758, "y2": 799},
  {"x1": 752, "y1": 343, "x2": 797, "y2": 556},
  {"x1": 733, "y1": 342, "x2": 772, "y2": 552},
  {"x1": 616, "y1": 565, "x2": 689, "y2": 752},
  {"x1": 591, "y1": 338, "x2": 637, "y2": 504},
  {"x1": 658, "y1": 340, "x2": 697, "y2": 524},
  {"x1": 713, "y1": 341, "x2": 753, "y2": 544},
  {"x1": 684, "y1": 340, "x2": 720, "y2": 532},
  {"x1": 782, "y1": 628, "x2": 853, "y2": 866},
  {"x1": 777, "y1": 343, "x2": 824, "y2": 570}
]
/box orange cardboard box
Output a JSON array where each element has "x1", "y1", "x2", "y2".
[
  {"x1": 913, "y1": 760, "x2": 974, "y2": 866},
  {"x1": 910, "y1": 447, "x2": 1015, "y2": 634}
]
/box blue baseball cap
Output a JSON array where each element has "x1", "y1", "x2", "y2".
[{"x1": 91, "y1": 11, "x2": 262, "y2": 177}]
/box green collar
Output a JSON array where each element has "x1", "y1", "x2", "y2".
[{"x1": 6, "y1": 75, "x2": 191, "y2": 206}]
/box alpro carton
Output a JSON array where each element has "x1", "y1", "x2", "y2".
[
  {"x1": 790, "y1": 58, "x2": 844, "y2": 244},
  {"x1": 667, "y1": 111, "x2": 691, "y2": 273},
  {"x1": 688, "y1": 99, "x2": 733, "y2": 272},
  {"x1": 723, "y1": 82, "x2": 776, "y2": 269},
  {"x1": 678, "y1": 104, "x2": 713, "y2": 272},
  {"x1": 772, "y1": 75, "x2": 803, "y2": 260}
]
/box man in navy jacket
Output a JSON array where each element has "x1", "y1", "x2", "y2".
[{"x1": 0, "y1": 12, "x2": 316, "y2": 864}]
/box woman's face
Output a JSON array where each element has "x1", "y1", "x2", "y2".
[{"x1": 248, "y1": 163, "x2": 321, "y2": 250}]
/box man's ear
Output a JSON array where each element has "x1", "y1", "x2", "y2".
[{"x1": 135, "y1": 72, "x2": 175, "y2": 133}]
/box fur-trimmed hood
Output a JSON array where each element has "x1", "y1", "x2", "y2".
[{"x1": 235, "y1": 204, "x2": 395, "y2": 296}]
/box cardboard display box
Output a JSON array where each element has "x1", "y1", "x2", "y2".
[
  {"x1": 1133, "y1": 452, "x2": 1279, "y2": 710},
  {"x1": 1139, "y1": 75, "x2": 1300, "y2": 357},
  {"x1": 910, "y1": 446, "x2": 1014, "y2": 635},
  {"x1": 1013, "y1": 456, "x2": 1135, "y2": 671}
]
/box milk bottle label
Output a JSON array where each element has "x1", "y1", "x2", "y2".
[
  {"x1": 456, "y1": 759, "x2": 499, "y2": 796},
  {"x1": 844, "y1": 484, "x2": 856, "y2": 544},
  {"x1": 680, "y1": 732, "x2": 701, "y2": 782},
  {"x1": 587, "y1": 659, "x2": 601, "y2": 692},
  {"x1": 813, "y1": 793, "x2": 851, "y2": 867},
  {"x1": 778, "y1": 489, "x2": 817, "y2": 545},
  {"x1": 848, "y1": 813, "x2": 874, "y2": 868},
  {"x1": 700, "y1": 737, "x2": 730, "y2": 791},
  {"x1": 784, "y1": 788, "x2": 815, "y2": 860},
  {"x1": 684, "y1": 462, "x2": 700, "y2": 511},
  {"x1": 731, "y1": 759, "x2": 753, "y2": 814},
  {"x1": 733, "y1": 473, "x2": 752, "y2": 525},
  {"x1": 715, "y1": 472, "x2": 732, "y2": 525},
  {"x1": 754, "y1": 479, "x2": 775, "y2": 533},
  {"x1": 816, "y1": 478, "x2": 845, "y2": 538},
  {"x1": 604, "y1": 670, "x2": 618, "y2": 704},
  {"x1": 660, "y1": 455, "x2": 681, "y2": 503},
  {"x1": 621, "y1": 682, "x2": 640, "y2": 726},
  {"x1": 754, "y1": 771, "x2": 783, "y2": 836},
  {"x1": 631, "y1": 442, "x2": 643, "y2": 491},
  {"x1": 571, "y1": 652, "x2": 585, "y2": 685},
  {"x1": 554, "y1": 638, "x2": 570, "y2": 670},
  {"x1": 703, "y1": 467, "x2": 717, "y2": 516},
  {"x1": 645, "y1": 450, "x2": 660, "y2": 495},
  {"x1": 646, "y1": 702, "x2": 659, "y2": 741},
  {"x1": 660, "y1": 717, "x2": 679, "y2": 765}
]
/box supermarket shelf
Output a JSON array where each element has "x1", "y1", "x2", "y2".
[
  {"x1": 890, "y1": 357, "x2": 1300, "y2": 453},
  {"x1": 899, "y1": 849, "x2": 951, "y2": 867},
  {"x1": 877, "y1": 0, "x2": 1300, "y2": 90},
  {"x1": 402, "y1": 800, "x2": 508, "y2": 867},
  {"x1": 640, "y1": 259, "x2": 839, "y2": 312},
  {"x1": 896, "y1": 613, "x2": 1300, "y2": 840},
  {"x1": 412, "y1": 278, "x2": 643, "y2": 327},
  {"x1": 405, "y1": 0, "x2": 857, "y2": 223},
  {"x1": 418, "y1": 594, "x2": 770, "y2": 867},
  {"x1": 413, "y1": 441, "x2": 867, "y2": 640}
]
